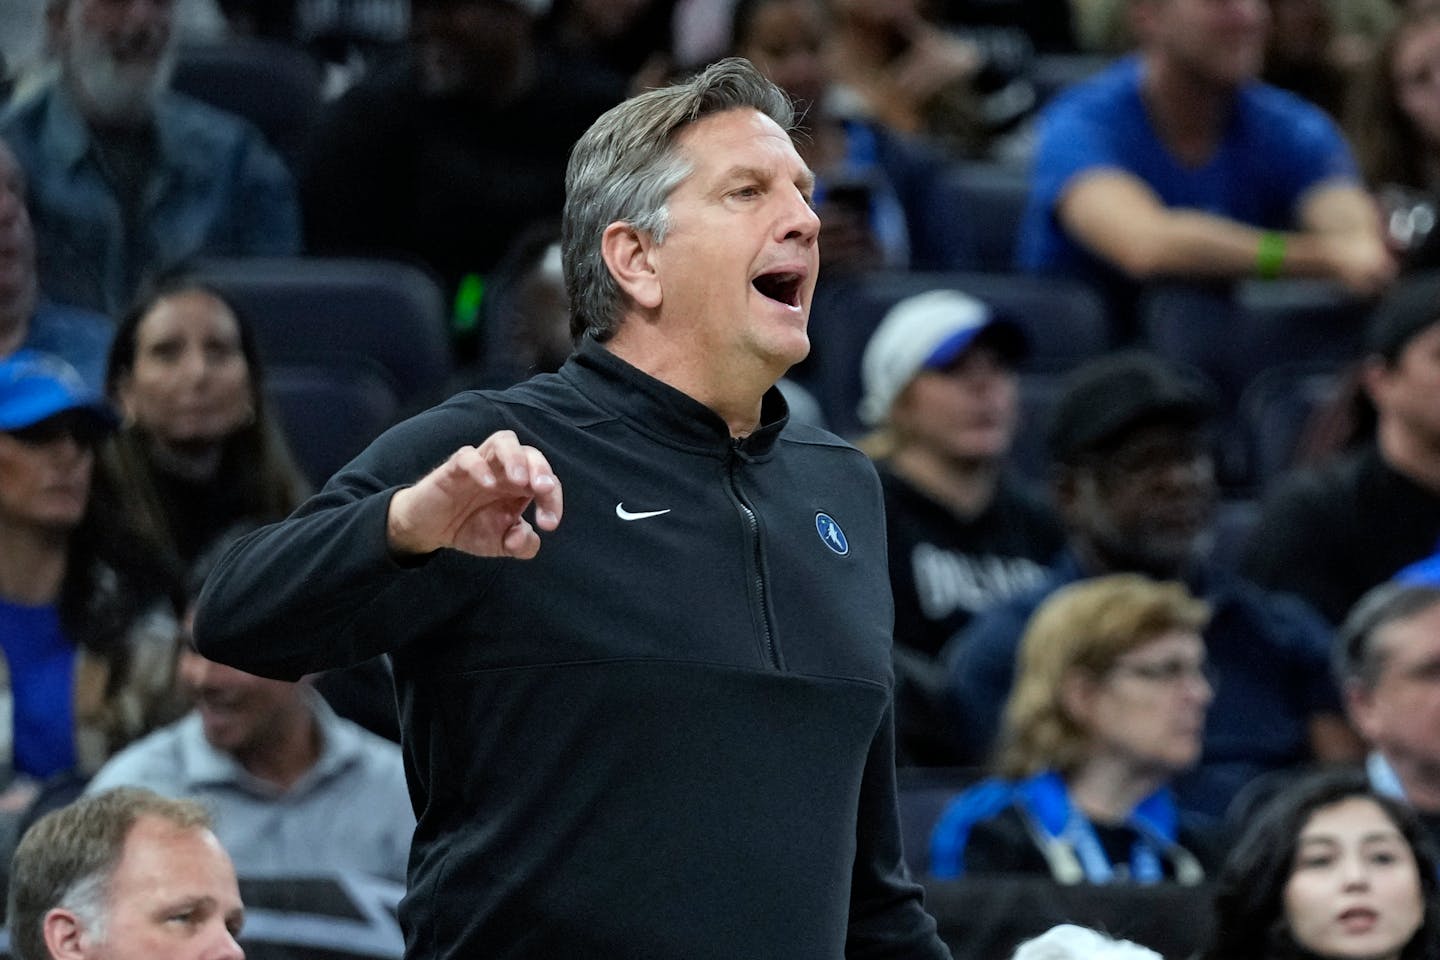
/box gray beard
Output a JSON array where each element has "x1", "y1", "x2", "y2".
[{"x1": 64, "y1": 37, "x2": 174, "y2": 125}]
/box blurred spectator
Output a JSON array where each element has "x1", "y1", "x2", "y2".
[
  {"x1": 1011, "y1": 925, "x2": 1164, "y2": 960},
  {"x1": 301, "y1": 0, "x2": 624, "y2": 347},
  {"x1": 0, "y1": 0, "x2": 300, "y2": 314},
  {"x1": 934, "y1": 0, "x2": 1078, "y2": 55},
  {"x1": 857, "y1": 290, "x2": 1062, "y2": 765},
  {"x1": 1245, "y1": 272, "x2": 1440, "y2": 624},
  {"x1": 222, "y1": 0, "x2": 408, "y2": 69},
  {"x1": 1337, "y1": 581, "x2": 1440, "y2": 849},
  {"x1": 1349, "y1": 6, "x2": 1440, "y2": 261},
  {"x1": 0, "y1": 135, "x2": 112, "y2": 388},
  {"x1": 946, "y1": 352, "x2": 1359, "y2": 818},
  {"x1": 859, "y1": 290, "x2": 1061, "y2": 658},
  {"x1": 930, "y1": 575, "x2": 1212, "y2": 883},
  {"x1": 93, "y1": 277, "x2": 307, "y2": 588},
  {"x1": 1263, "y1": 0, "x2": 1348, "y2": 117},
  {"x1": 0, "y1": 352, "x2": 181, "y2": 825},
  {"x1": 1200, "y1": 768, "x2": 1437, "y2": 960},
  {"x1": 1016, "y1": 0, "x2": 1393, "y2": 335},
  {"x1": 473, "y1": 223, "x2": 576, "y2": 386},
  {"x1": 542, "y1": 0, "x2": 676, "y2": 92},
  {"x1": 87, "y1": 545, "x2": 414, "y2": 883},
  {"x1": 8, "y1": 787, "x2": 245, "y2": 960},
  {"x1": 731, "y1": 0, "x2": 948, "y2": 273},
  {"x1": 825, "y1": 0, "x2": 1006, "y2": 159}
]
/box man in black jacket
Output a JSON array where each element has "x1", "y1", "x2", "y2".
[{"x1": 196, "y1": 58, "x2": 950, "y2": 960}]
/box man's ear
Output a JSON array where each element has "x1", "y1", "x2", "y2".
[
  {"x1": 1345, "y1": 679, "x2": 1381, "y2": 744},
  {"x1": 600, "y1": 221, "x2": 661, "y2": 312},
  {"x1": 1359, "y1": 354, "x2": 1391, "y2": 412},
  {"x1": 43, "y1": 907, "x2": 92, "y2": 960}
]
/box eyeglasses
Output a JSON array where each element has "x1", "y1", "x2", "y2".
[
  {"x1": 1110, "y1": 658, "x2": 1218, "y2": 689},
  {"x1": 5, "y1": 414, "x2": 108, "y2": 448}
]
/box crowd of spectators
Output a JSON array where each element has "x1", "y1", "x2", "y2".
[{"x1": 4, "y1": 0, "x2": 1440, "y2": 954}]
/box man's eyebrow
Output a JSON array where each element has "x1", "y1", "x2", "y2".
[{"x1": 714, "y1": 164, "x2": 817, "y2": 199}]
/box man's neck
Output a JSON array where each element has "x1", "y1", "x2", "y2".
[
  {"x1": 233, "y1": 708, "x2": 322, "y2": 792},
  {"x1": 1139, "y1": 53, "x2": 1236, "y2": 166},
  {"x1": 888, "y1": 444, "x2": 1000, "y2": 518},
  {"x1": 1384, "y1": 751, "x2": 1440, "y2": 813},
  {"x1": 1377, "y1": 418, "x2": 1440, "y2": 496},
  {"x1": 604, "y1": 330, "x2": 777, "y2": 439}
]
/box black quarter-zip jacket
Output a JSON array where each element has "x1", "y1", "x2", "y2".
[{"x1": 196, "y1": 338, "x2": 951, "y2": 960}]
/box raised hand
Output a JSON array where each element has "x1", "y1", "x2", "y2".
[{"x1": 385, "y1": 430, "x2": 563, "y2": 559}]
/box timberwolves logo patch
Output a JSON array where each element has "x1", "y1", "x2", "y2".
[{"x1": 815, "y1": 513, "x2": 849, "y2": 556}]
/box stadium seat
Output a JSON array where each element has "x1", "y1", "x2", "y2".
[
  {"x1": 190, "y1": 256, "x2": 452, "y2": 411},
  {"x1": 172, "y1": 38, "x2": 324, "y2": 171},
  {"x1": 264, "y1": 364, "x2": 400, "y2": 488},
  {"x1": 926, "y1": 162, "x2": 1031, "y2": 273}
]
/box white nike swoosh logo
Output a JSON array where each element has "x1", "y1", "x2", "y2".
[{"x1": 615, "y1": 503, "x2": 672, "y2": 521}]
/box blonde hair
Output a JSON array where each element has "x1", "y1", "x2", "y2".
[{"x1": 997, "y1": 574, "x2": 1210, "y2": 778}]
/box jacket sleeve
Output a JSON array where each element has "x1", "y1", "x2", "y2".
[
  {"x1": 847, "y1": 703, "x2": 953, "y2": 959},
  {"x1": 193, "y1": 397, "x2": 502, "y2": 680}
]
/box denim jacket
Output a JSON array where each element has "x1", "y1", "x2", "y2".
[{"x1": 1, "y1": 81, "x2": 300, "y2": 313}]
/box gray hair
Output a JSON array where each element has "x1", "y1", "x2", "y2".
[
  {"x1": 8, "y1": 788, "x2": 213, "y2": 960},
  {"x1": 1336, "y1": 581, "x2": 1440, "y2": 690},
  {"x1": 561, "y1": 56, "x2": 795, "y2": 343}
]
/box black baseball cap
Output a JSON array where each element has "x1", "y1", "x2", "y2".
[
  {"x1": 1047, "y1": 351, "x2": 1216, "y2": 464},
  {"x1": 1365, "y1": 270, "x2": 1440, "y2": 363}
]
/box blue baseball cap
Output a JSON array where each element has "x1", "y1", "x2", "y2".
[{"x1": 0, "y1": 350, "x2": 118, "y2": 432}]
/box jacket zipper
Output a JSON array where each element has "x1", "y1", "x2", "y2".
[{"x1": 728, "y1": 446, "x2": 780, "y2": 670}]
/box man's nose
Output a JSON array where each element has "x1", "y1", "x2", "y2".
[
  {"x1": 780, "y1": 188, "x2": 820, "y2": 244},
  {"x1": 207, "y1": 923, "x2": 245, "y2": 960}
]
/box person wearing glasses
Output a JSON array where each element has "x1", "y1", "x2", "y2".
[
  {"x1": 945, "y1": 351, "x2": 1359, "y2": 819},
  {"x1": 930, "y1": 574, "x2": 1213, "y2": 883},
  {"x1": 0, "y1": 351, "x2": 181, "y2": 829}
]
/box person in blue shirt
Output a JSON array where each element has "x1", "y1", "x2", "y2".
[
  {"x1": 931, "y1": 574, "x2": 1213, "y2": 883},
  {"x1": 0, "y1": 351, "x2": 181, "y2": 819},
  {"x1": 1015, "y1": 0, "x2": 1393, "y2": 332}
]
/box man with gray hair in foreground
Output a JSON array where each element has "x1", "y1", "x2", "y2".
[
  {"x1": 195, "y1": 57, "x2": 950, "y2": 960},
  {"x1": 8, "y1": 786, "x2": 244, "y2": 960}
]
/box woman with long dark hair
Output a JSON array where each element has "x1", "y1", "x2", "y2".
[
  {"x1": 1204, "y1": 769, "x2": 1440, "y2": 960},
  {"x1": 95, "y1": 275, "x2": 307, "y2": 585}
]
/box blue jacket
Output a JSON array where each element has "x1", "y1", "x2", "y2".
[{"x1": 1, "y1": 81, "x2": 300, "y2": 313}]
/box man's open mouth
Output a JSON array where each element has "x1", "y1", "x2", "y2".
[{"x1": 752, "y1": 272, "x2": 803, "y2": 307}]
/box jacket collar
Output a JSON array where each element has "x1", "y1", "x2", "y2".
[
  {"x1": 562, "y1": 336, "x2": 790, "y2": 459},
  {"x1": 34, "y1": 79, "x2": 177, "y2": 174}
]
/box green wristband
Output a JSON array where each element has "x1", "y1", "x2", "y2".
[{"x1": 1256, "y1": 231, "x2": 1285, "y2": 280}]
